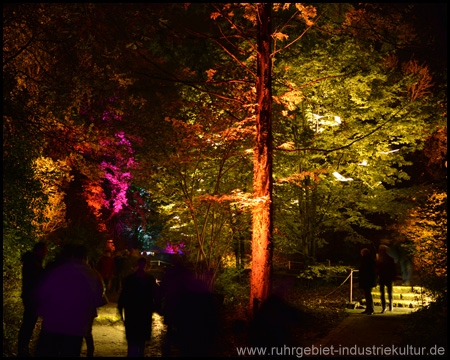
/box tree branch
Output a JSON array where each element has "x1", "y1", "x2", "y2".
[
  {"x1": 133, "y1": 53, "x2": 246, "y2": 104},
  {"x1": 272, "y1": 5, "x2": 328, "y2": 57}
]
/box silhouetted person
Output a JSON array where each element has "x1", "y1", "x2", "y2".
[
  {"x1": 96, "y1": 249, "x2": 116, "y2": 293},
  {"x1": 118, "y1": 257, "x2": 157, "y2": 357},
  {"x1": 123, "y1": 248, "x2": 140, "y2": 277},
  {"x1": 35, "y1": 244, "x2": 103, "y2": 357},
  {"x1": 377, "y1": 245, "x2": 396, "y2": 313},
  {"x1": 160, "y1": 259, "x2": 219, "y2": 357},
  {"x1": 112, "y1": 250, "x2": 126, "y2": 292},
  {"x1": 17, "y1": 242, "x2": 48, "y2": 357},
  {"x1": 359, "y1": 248, "x2": 377, "y2": 315}
]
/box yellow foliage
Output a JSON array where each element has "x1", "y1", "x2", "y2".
[{"x1": 32, "y1": 156, "x2": 71, "y2": 236}]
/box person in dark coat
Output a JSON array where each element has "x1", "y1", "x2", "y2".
[
  {"x1": 377, "y1": 245, "x2": 396, "y2": 313},
  {"x1": 35, "y1": 244, "x2": 104, "y2": 357},
  {"x1": 159, "y1": 258, "x2": 219, "y2": 357},
  {"x1": 359, "y1": 248, "x2": 377, "y2": 315},
  {"x1": 118, "y1": 257, "x2": 157, "y2": 357},
  {"x1": 17, "y1": 241, "x2": 47, "y2": 357},
  {"x1": 112, "y1": 250, "x2": 126, "y2": 293}
]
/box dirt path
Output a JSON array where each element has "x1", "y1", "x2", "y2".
[
  {"x1": 80, "y1": 305, "x2": 167, "y2": 357},
  {"x1": 316, "y1": 306, "x2": 415, "y2": 357},
  {"x1": 81, "y1": 303, "x2": 417, "y2": 357},
  {"x1": 81, "y1": 322, "x2": 127, "y2": 357}
]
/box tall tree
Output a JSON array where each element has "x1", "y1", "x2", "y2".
[{"x1": 250, "y1": 3, "x2": 274, "y2": 313}]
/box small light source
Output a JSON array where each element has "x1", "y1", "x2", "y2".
[
  {"x1": 333, "y1": 171, "x2": 353, "y2": 181},
  {"x1": 379, "y1": 149, "x2": 400, "y2": 154},
  {"x1": 312, "y1": 114, "x2": 341, "y2": 132}
]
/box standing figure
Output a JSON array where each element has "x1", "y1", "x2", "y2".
[
  {"x1": 118, "y1": 257, "x2": 157, "y2": 357},
  {"x1": 96, "y1": 249, "x2": 116, "y2": 294},
  {"x1": 359, "y1": 248, "x2": 377, "y2": 315},
  {"x1": 35, "y1": 244, "x2": 104, "y2": 357},
  {"x1": 17, "y1": 242, "x2": 48, "y2": 357},
  {"x1": 113, "y1": 250, "x2": 126, "y2": 293},
  {"x1": 160, "y1": 258, "x2": 219, "y2": 357},
  {"x1": 123, "y1": 248, "x2": 139, "y2": 277},
  {"x1": 377, "y1": 245, "x2": 396, "y2": 313}
]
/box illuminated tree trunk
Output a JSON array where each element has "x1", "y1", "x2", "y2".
[{"x1": 250, "y1": 3, "x2": 273, "y2": 316}]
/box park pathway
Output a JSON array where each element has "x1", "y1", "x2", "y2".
[
  {"x1": 80, "y1": 302, "x2": 167, "y2": 357},
  {"x1": 82, "y1": 285, "x2": 431, "y2": 357},
  {"x1": 87, "y1": 304, "x2": 413, "y2": 357},
  {"x1": 315, "y1": 306, "x2": 419, "y2": 357}
]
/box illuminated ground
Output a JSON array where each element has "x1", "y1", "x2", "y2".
[
  {"x1": 76, "y1": 283, "x2": 439, "y2": 357},
  {"x1": 80, "y1": 310, "x2": 166, "y2": 357},
  {"x1": 81, "y1": 303, "x2": 414, "y2": 357}
]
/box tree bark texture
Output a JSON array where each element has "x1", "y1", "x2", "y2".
[{"x1": 250, "y1": 3, "x2": 273, "y2": 316}]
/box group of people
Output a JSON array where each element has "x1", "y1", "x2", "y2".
[
  {"x1": 359, "y1": 245, "x2": 397, "y2": 315},
  {"x1": 17, "y1": 241, "x2": 397, "y2": 355},
  {"x1": 17, "y1": 243, "x2": 219, "y2": 357}
]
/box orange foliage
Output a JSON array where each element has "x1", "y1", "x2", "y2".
[
  {"x1": 402, "y1": 60, "x2": 434, "y2": 101},
  {"x1": 398, "y1": 191, "x2": 447, "y2": 284},
  {"x1": 276, "y1": 170, "x2": 326, "y2": 188}
]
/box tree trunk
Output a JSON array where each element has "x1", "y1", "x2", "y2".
[{"x1": 250, "y1": 3, "x2": 273, "y2": 316}]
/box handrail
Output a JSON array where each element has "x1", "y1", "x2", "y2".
[
  {"x1": 149, "y1": 260, "x2": 172, "y2": 267},
  {"x1": 287, "y1": 263, "x2": 360, "y2": 304},
  {"x1": 349, "y1": 269, "x2": 359, "y2": 303},
  {"x1": 322, "y1": 268, "x2": 358, "y2": 301},
  {"x1": 287, "y1": 260, "x2": 304, "y2": 270}
]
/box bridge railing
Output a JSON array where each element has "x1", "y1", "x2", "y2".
[{"x1": 149, "y1": 260, "x2": 172, "y2": 267}]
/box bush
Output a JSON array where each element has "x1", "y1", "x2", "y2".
[
  {"x1": 214, "y1": 266, "x2": 249, "y2": 306},
  {"x1": 3, "y1": 225, "x2": 29, "y2": 357},
  {"x1": 297, "y1": 263, "x2": 349, "y2": 285}
]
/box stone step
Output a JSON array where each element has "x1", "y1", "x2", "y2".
[
  {"x1": 371, "y1": 298, "x2": 425, "y2": 309},
  {"x1": 387, "y1": 285, "x2": 427, "y2": 294},
  {"x1": 359, "y1": 286, "x2": 434, "y2": 309},
  {"x1": 371, "y1": 292, "x2": 426, "y2": 301}
]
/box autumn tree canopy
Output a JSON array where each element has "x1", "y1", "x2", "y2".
[{"x1": 3, "y1": 3, "x2": 446, "y2": 311}]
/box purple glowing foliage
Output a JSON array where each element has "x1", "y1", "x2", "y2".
[
  {"x1": 80, "y1": 97, "x2": 143, "y2": 216},
  {"x1": 98, "y1": 130, "x2": 139, "y2": 214},
  {"x1": 101, "y1": 165, "x2": 130, "y2": 213},
  {"x1": 165, "y1": 242, "x2": 184, "y2": 254},
  {"x1": 102, "y1": 110, "x2": 123, "y2": 124}
]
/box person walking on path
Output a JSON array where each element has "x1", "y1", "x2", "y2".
[
  {"x1": 17, "y1": 242, "x2": 48, "y2": 357},
  {"x1": 377, "y1": 245, "x2": 396, "y2": 313},
  {"x1": 118, "y1": 257, "x2": 157, "y2": 357},
  {"x1": 35, "y1": 244, "x2": 104, "y2": 357},
  {"x1": 359, "y1": 248, "x2": 377, "y2": 315},
  {"x1": 159, "y1": 257, "x2": 219, "y2": 357},
  {"x1": 97, "y1": 249, "x2": 116, "y2": 294},
  {"x1": 112, "y1": 250, "x2": 126, "y2": 293}
]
